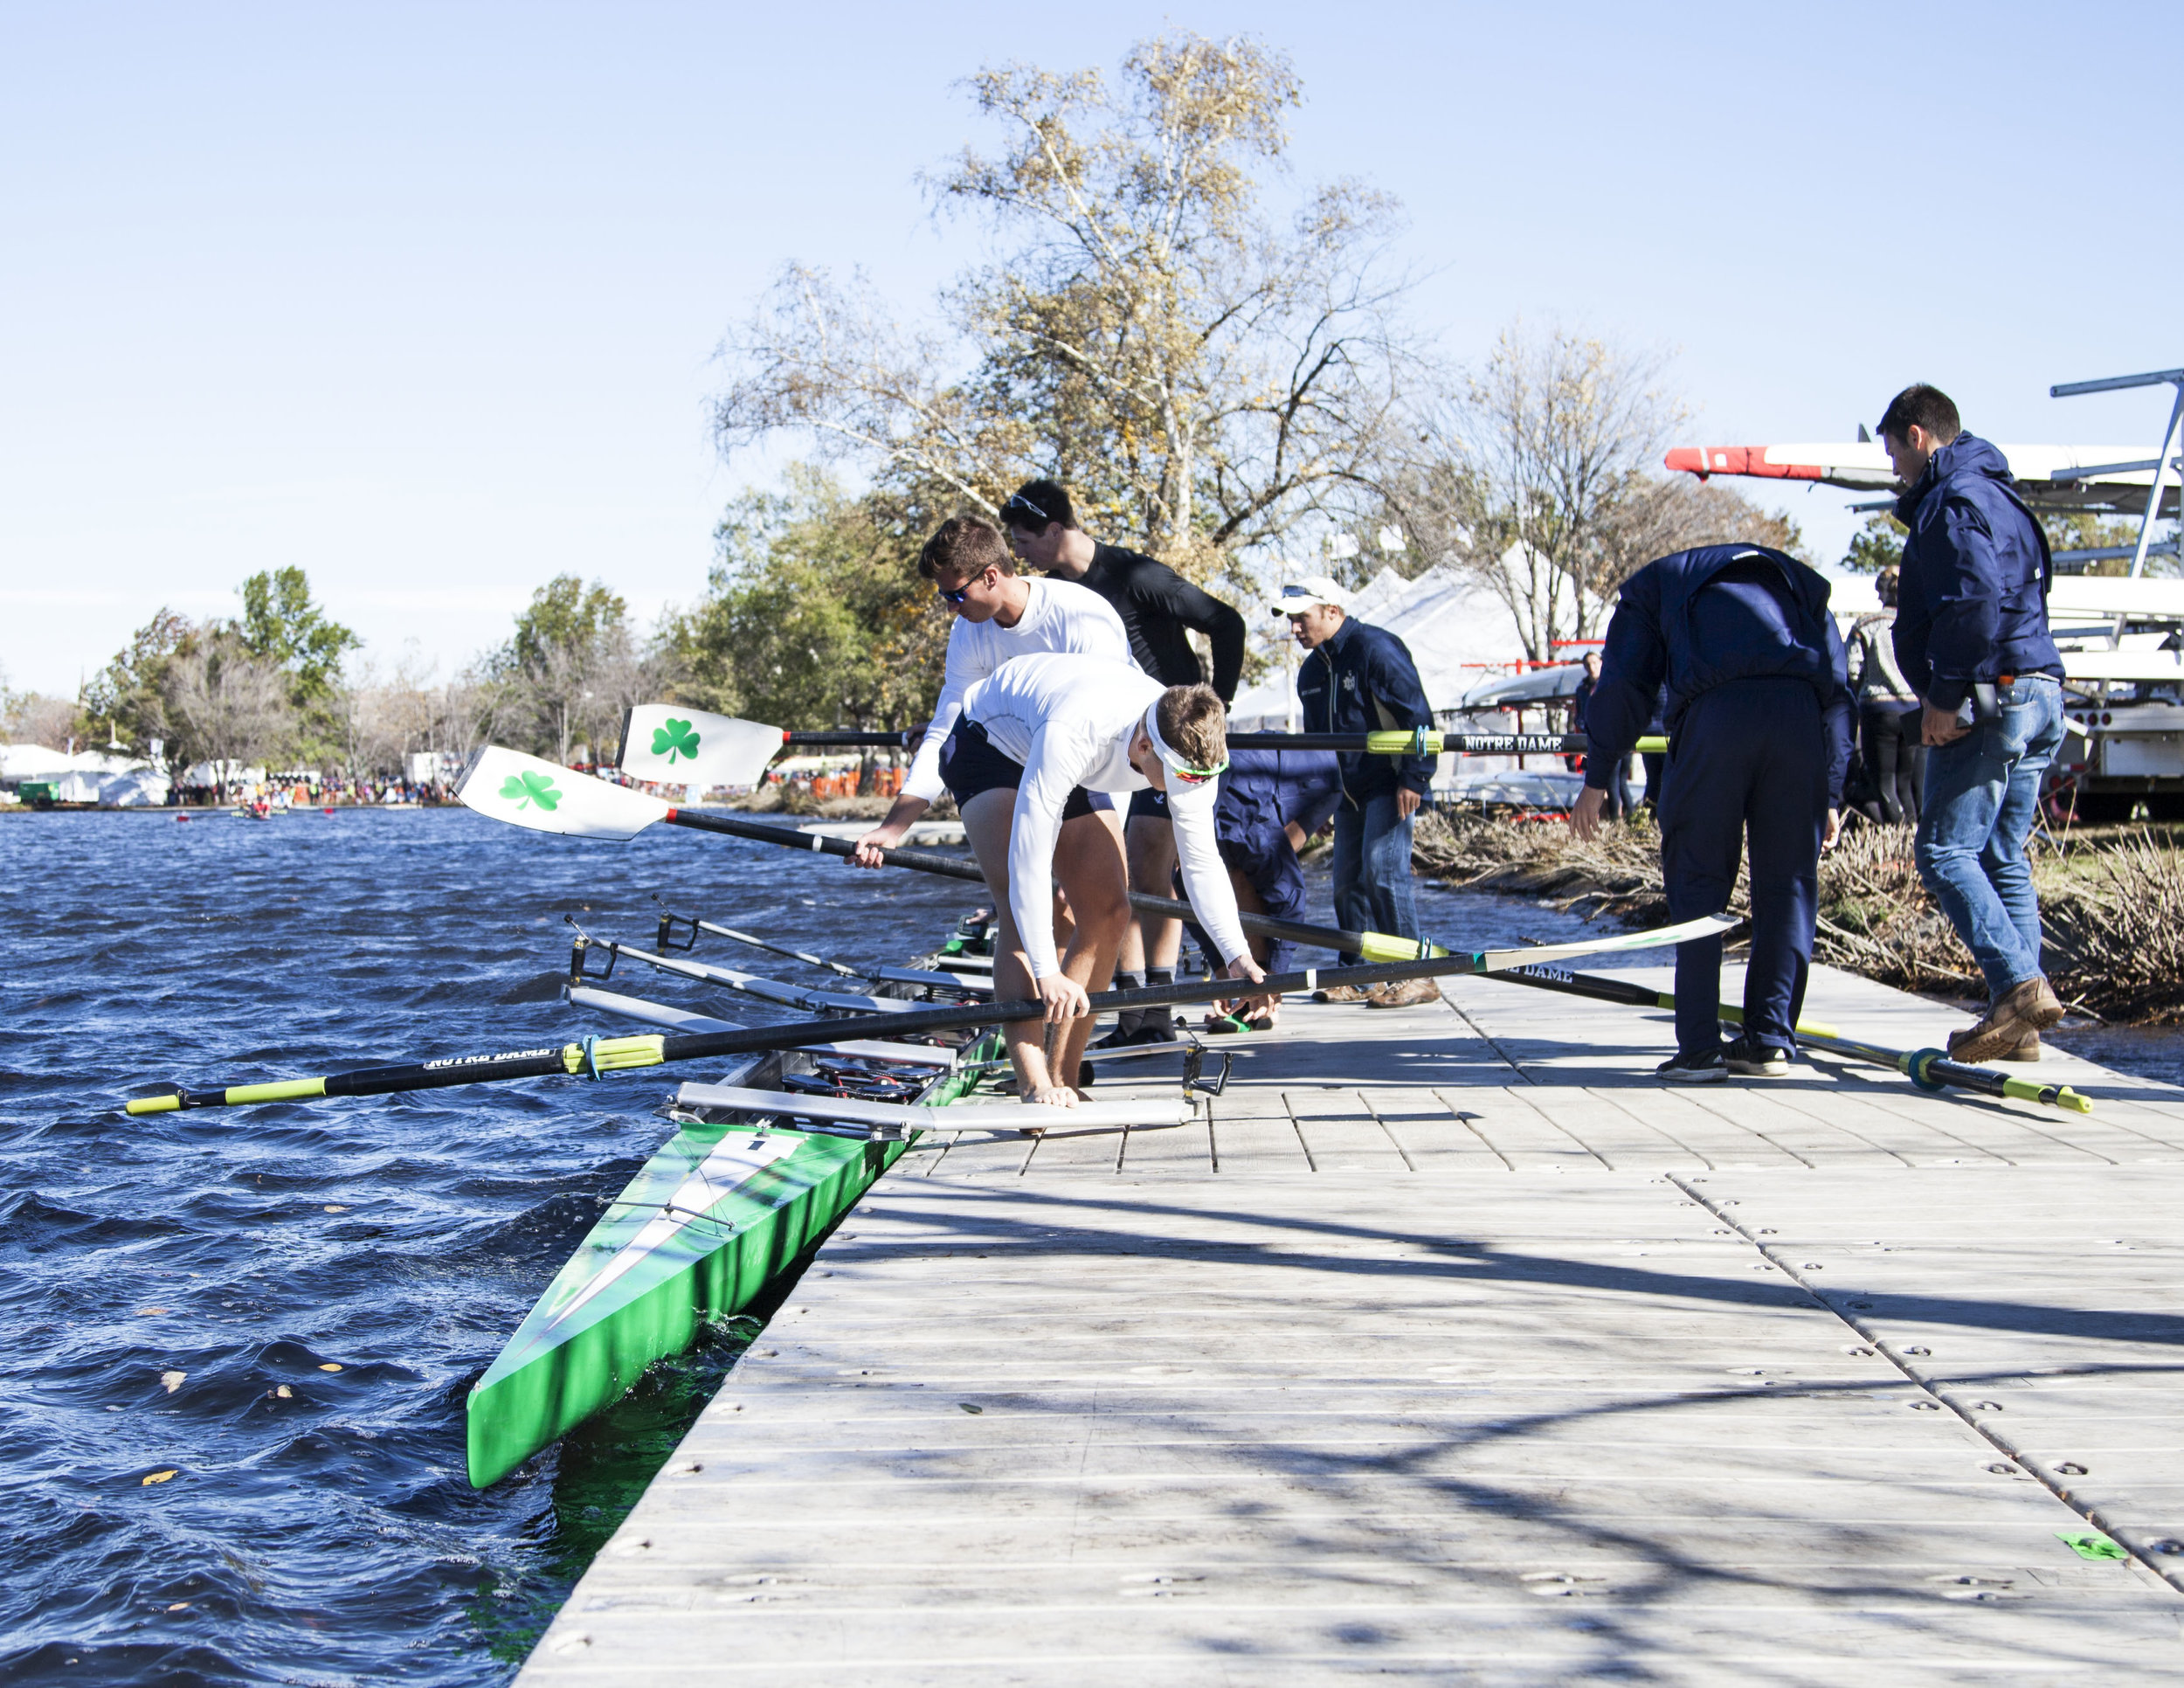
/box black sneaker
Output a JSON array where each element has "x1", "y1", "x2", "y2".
[
  {"x1": 1655, "y1": 1048, "x2": 1727, "y2": 1084},
  {"x1": 1132, "y1": 1011, "x2": 1181, "y2": 1044},
  {"x1": 1092, "y1": 1018, "x2": 1144, "y2": 1048},
  {"x1": 1724, "y1": 1034, "x2": 1792, "y2": 1077}
]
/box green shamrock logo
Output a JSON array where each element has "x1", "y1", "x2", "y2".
[
  {"x1": 499, "y1": 770, "x2": 562, "y2": 812},
  {"x1": 651, "y1": 717, "x2": 702, "y2": 764}
]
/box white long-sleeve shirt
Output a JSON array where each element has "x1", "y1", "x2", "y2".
[
  {"x1": 957, "y1": 651, "x2": 1249, "y2": 980},
  {"x1": 901, "y1": 579, "x2": 1133, "y2": 805}
]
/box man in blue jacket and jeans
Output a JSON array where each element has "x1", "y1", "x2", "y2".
[
  {"x1": 1274, "y1": 576, "x2": 1439, "y2": 1007},
  {"x1": 1881, "y1": 384, "x2": 2067, "y2": 1063},
  {"x1": 1574, "y1": 545, "x2": 1851, "y2": 1081}
]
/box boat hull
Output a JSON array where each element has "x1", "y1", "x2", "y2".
[{"x1": 466, "y1": 1045, "x2": 989, "y2": 1487}]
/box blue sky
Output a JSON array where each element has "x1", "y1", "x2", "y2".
[{"x1": 3, "y1": 1, "x2": 2177, "y2": 696}]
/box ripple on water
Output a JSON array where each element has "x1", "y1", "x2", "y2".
[{"x1": 0, "y1": 805, "x2": 1631, "y2": 1684}]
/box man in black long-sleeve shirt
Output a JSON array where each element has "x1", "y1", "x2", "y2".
[{"x1": 1002, "y1": 478, "x2": 1248, "y2": 1041}]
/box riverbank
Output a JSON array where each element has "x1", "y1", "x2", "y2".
[{"x1": 1412, "y1": 810, "x2": 2184, "y2": 1026}]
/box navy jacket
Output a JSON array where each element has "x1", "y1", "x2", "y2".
[
  {"x1": 1294, "y1": 617, "x2": 1435, "y2": 803},
  {"x1": 1890, "y1": 435, "x2": 2061, "y2": 712},
  {"x1": 1587, "y1": 545, "x2": 1853, "y2": 804}
]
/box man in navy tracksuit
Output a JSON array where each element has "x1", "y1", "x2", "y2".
[
  {"x1": 1881, "y1": 384, "x2": 2067, "y2": 1064},
  {"x1": 1574, "y1": 545, "x2": 1851, "y2": 1081},
  {"x1": 1274, "y1": 576, "x2": 1439, "y2": 1007},
  {"x1": 1179, "y1": 747, "x2": 1343, "y2": 1028}
]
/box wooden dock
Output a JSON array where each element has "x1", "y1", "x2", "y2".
[{"x1": 517, "y1": 963, "x2": 2184, "y2": 1683}]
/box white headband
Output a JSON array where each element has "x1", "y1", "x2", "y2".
[{"x1": 1142, "y1": 702, "x2": 1228, "y2": 785}]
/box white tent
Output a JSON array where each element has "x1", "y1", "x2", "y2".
[{"x1": 1231, "y1": 565, "x2": 1534, "y2": 727}]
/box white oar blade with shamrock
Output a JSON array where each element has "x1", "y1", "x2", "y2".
[
  {"x1": 456, "y1": 748, "x2": 670, "y2": 841},
  {"x1": 618, "y1": 706, "x2": 786, "y2": 791}
]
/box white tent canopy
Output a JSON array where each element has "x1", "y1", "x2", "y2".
[{"x1": 1231, "y1": 565, "x2": 1538, "y2": 727}]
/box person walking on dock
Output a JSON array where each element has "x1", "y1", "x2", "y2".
[
  {"x1": 1000, "y1": 479, "x2": 1248, "y2": 1042},
  {"x1": 1847, "y1": 566, "x2": 1925, "y2": 826},
  {"x1": 1879, "y1": 384, "x2": 2067, "y2": 1063},
  {"x1": 1572, "y1": 544, "x2": 1850, "y2": 1082},
  {"x1": 942, "y1": 651, "x2": 1266, "y2": 1106},
  {"x1": 851, "y1": 515, "x2": 1133, "y2": 865},
  {"x1": 1271, "y1": 576, "x2": 1440, "y2": 1008}
]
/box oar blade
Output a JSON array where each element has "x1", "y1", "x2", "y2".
[
  {"x1": 456, "y1": 748, "x2": 671, "y2": 842},
  {"x1": 1476, "y1": 912, "x2": 1738, "y2": 972},
  {"x1": 618, "y1": 705, "x2": 784, "y2": 791}
]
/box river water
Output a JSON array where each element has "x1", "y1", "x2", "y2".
[{"x1": 3, "y1": 806, "x2": 2177, "y2": 1685}]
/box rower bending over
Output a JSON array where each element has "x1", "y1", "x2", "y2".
[{"x1": 948, "y1": 652, "x2": 1268, "y2": 1107}]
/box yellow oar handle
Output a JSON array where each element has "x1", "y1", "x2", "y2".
[
  {"x1": 1354, "y1": 932, "x2": 1451, "y2": 963},
  {"x1": 2005, "y1": 1077, "x2": 2091, "y2": 1113},
  {"x1": 563, "y1": 1034, "x2": 667, "y2": 1076},
  {"x1": 128, "y1": 1078, "x2": 328, "y2": 1115},
  {"x1": 1635, "y1": 736, "x2": 1668, "y2": 754},
  {"x1": 1363, "y1": 729, "x2": 1444, "y2": 756},
  {"x1": 126, "y1": 1033, "x2": 670, "y2": 1116}
]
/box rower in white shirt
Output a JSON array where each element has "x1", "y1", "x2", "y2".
[
  {"x1": 948, "y1": 650, "x2": 1268, "y2": 1107},
  {"x1": 853, "y1": 515, "x2": 1134, "y2": 864},
  {"x1": 850, "y1": 517, "x2": 1138, "y2": 1104}
]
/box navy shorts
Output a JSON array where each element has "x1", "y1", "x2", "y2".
[
  {"x1": 942, "y1": 719, "x2": 1109, "y2": 823},
  {"x1": 1127, "y1": 786, "x2": 1169, "y2": 824}
]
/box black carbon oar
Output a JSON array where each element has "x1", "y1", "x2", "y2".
[
  {"x1": 612, "y1": 702, "x2": 1667, "y2": 791},
  {"x1": 124, "y1": 913, "x2": 1737, "y2": 1116},
  {"x1": 1225, "y1": 730, "x2": 1669, "y2": 756},
  {"x1": 1489, "y1": 960, "x2": 2091, "y2": 1113},
  {"x1": 444, "y1": 748, "x2": 1446, "y2": 965}
]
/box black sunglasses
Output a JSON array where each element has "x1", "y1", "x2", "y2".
[
  {"x1": 936, "y1": 568, "x2": 992, "y2": 605},
  {"x1": 1000, "y1": 492, "x2": 1049, "y2": 527}
]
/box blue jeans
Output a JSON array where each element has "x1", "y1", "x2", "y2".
[
  {"x1": 1915, "y1": 675, "x2": 2064, "y2": 1000},
  {"x1": 1332, "y1": 791, "x2": 1419, "y2": 962}
]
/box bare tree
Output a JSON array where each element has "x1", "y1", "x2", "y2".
[
  {"x1": 1400, "y1": 324, "x2": 1686, "y2": 661},
  {"x1": 715, "y1": 33, "x2": 1424, "y2": 583},
  {"x1": 162, "y1": 636, "x2": 293, "y2": 799}
]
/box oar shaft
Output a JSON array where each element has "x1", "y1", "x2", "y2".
[
  {"x1": 782, "y1": 730, "x2": 912, "y2": 748},
  {"x1": 660, "y1": 808, "x2": 1430, "y2": 961},
  {"x1": 128, "y1": 951, "x2": 1480, "y2": 1116},
  {"x1": 1226, "y1": 731, "x2": 1669, "y2": 756},
  {"x1": 1484, "y1": 961, "x2": 2089, "y2": 1113}
]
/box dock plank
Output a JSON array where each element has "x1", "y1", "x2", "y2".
[{"x1": 517, "y1": 967, "x2": 2184, "y2": 1683}]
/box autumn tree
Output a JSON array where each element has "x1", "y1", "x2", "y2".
[
  {"x1": 1387, "y1": 323, "x2": 1799, "y2": 661},
  {"x1": 715, "y1": 32, "x2": 1420, "y2": 585},
  {"x1": 670, "y1": 469, "x2": 949, "y2": 771},
  {"x1": 484, "y1": 575, "x2": 660, "y2": 765}
]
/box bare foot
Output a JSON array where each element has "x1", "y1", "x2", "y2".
[{"x1": 1022, "y1": 1084, "x2": 1078, "y2": 1112}]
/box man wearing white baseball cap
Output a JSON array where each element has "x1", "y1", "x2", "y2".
[{"x1": 1272, "y1": 573, "x2": 1439, "y2": 1007}]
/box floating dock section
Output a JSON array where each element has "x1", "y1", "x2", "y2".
[{"x1": 519, "y1": 964, "x2": 2184, "y2": 1682}]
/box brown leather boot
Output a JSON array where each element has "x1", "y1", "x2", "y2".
[
  {"x1": 1995, "y1": 1031, "x2": 2041, "y2": 1062},
  {"x1": 1313, "y1": 984, "x2": 1372, "y2": 1003},
  {"x1": 1947, "y1": 976, "x2": 2064, "y2": 1065},
  {"x1": 1366, "y1": 978, "x2": 1443, "y2": 1009}
]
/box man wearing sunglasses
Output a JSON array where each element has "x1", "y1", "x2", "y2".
[
  {"x1": 999, "y1": 479, "x2": 1249, "y2": 1043},
  {"x1": 944, "y1": 650, "x2": 1268, "y2": 1108},
  {"x1": 852, "y1": 515, "x2": 1133, "y2": 871}
]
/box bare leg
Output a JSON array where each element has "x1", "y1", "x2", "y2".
[
  {"x1": 1052, "y1": 806, "x2": 1130, "y2": 1086},
  {"x1": 957, "y1": 789, "x2": 1058, "y2": 1098},
  {"x1": 1121, "y1": 813, "x2": 1183, "y2": 972}
]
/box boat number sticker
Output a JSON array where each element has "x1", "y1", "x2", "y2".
[
  {"x1": 499, "y1": 771, "x2": 562, "y2": 811},
  {"x1": 652, "y1": 718, "x2": 702, "y2": 763}
]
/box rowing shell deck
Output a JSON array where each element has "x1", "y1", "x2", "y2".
[{"x1": 518, "y1": 963, "x2": 2184, "y2": 1684}]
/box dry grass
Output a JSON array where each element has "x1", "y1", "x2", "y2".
[{"x1": 1413, "y1": 809, "x2": 2184, "y2": 1024}]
